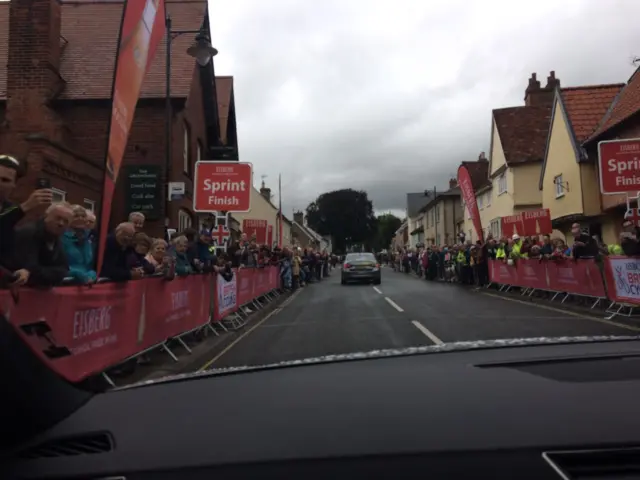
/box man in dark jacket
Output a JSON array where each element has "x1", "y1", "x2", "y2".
[
  {"x1": 0, "y1": 155, "x2": 53, "y2": 281},
  {"x1": 11, "y1": 203, "x2": 72, "y2": 287},
  {"x1": 100, "y1": 222, "x2": 140, "y2": 281}
]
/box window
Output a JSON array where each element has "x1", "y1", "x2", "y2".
[
  {"x1": 554, "y1": 174, "x2": 564, "y2": 198},
  {"x1": 51, "y1": 188, "x2": 66, "y2": 203},
  {"x1": 485, "y1": 192, "x2": 491, "y2": 207},
  {"x1": 178, "y1": 209, "x2": 192, "y2": 232},
  {"x1": 183, "y1": 124, "x2": 190, "y2": 174},
  {"x1": 497, "y1": 173, "x2": 507, "y2": 195},
  {"x1": 83, "y1": 199, "x2": 96, "y2": 212},
  {"x1": 478, "y1": 195, "x2": 484, "y2": 209},
  {"x1": 430, "y1": 210, "x2": 435, "y2": 225},
  {"x1": 490, "y1": 218, "x2": 501, "y2": 238}
]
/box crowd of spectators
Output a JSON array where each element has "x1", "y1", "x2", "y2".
[
  {"x1": 386, "y1": 220, "x2": 639, "y2": 288},
  {"x1": 0, "y1": 154, "x2": 337, "y2": 294}
]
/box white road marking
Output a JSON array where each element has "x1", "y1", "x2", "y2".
[
  {"x1": 411, "y1": 320, "x2": 444, "y2": 345},
  {"x1": 373, "y1": 286, "x2": 383, "y2": 294},
  {"x1": 385, "y1": 297, "x2": 404, "y2": 312}
]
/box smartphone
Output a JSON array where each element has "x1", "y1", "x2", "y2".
[{"x1": 35, "y1": 177, "x2": 51, "y2": 189}]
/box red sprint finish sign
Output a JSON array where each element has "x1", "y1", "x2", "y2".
[
  {"x1": 598, "y1": 139, "x2": 640, "y2": 194},
  {"x1": 194, "y1": 162, "x2": 252, "y2": 212}
]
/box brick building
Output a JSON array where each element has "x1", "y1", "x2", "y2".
[
  {"x1": 0, "y1": 0, "x2": 238, "y2": 237},
  {"x1": 584, "y1": 66, "x2": 640, "y2": 239}
]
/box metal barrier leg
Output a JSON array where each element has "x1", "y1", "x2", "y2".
[
  {"x1": 205, "y1": 323, "x2": 219, "y2": 336},
  {"x1": 162, "y1": 341, "x2": 179, "y2": 362},
  {"x1": 175, "y1": 335, "x2": 192, "y2": 354},
  {"x1": 214, "y1": 321, "x2": 229, "y2": 333},
  {"x1": 102, "y1": 372, "x2": 116, "y2": 388}
]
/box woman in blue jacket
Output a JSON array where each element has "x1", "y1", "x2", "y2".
[{"x1": 61, "y1": 205, "x2": 97, "y2": 283}]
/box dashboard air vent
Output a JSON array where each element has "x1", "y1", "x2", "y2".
[
  {"x1": 543, "y1": 447, "x2": 640, "y2": 479},
  {"x1": 17, "y1": 432, "x2": 114, "y2": 459}
]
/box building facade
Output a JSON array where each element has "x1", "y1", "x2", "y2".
[{"x1": 0, "y1": 0, "x2": 238, "y2": 238}]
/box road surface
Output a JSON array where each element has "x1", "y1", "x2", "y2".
[{"x1": 203, "y1": 266, "x2": 637, "y2": 369}]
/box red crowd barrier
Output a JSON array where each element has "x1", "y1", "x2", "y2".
[
  {"x1": 488, "y1": 258, "x2": 607, "y2": 298},
  {"x1": 0, "y1": 266, "x2": 280, "y2": 383}
]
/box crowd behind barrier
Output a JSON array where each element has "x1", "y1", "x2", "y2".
[
  {"x1": 0, "y1": 266, "x2": 283, "y2": 385},
  {"x1": 386, "y1": 221, "x2": 640, "y2": 322}
]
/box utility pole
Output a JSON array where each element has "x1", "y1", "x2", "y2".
[{"x1": 433, "y1": 186, "x2": 438, "y2": 246}]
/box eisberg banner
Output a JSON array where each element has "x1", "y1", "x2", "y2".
[
  {"x1": 97, "y1": 0, "x2": 166, "y2": 273},
  {"x1": 457, "y1": 165, "x2": 484, "y2": 242}
]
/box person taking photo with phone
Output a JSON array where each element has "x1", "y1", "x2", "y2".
[{"x1": 0, "y1": 155, "x2": 53, "y2": 285}]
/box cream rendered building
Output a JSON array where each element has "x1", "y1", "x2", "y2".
[
  {"x1": 463, "y1": 72, "x2": 558, "y2": 242},
  {"x1": 539, "y1": 83, "x2": 623, "y2": 246}
]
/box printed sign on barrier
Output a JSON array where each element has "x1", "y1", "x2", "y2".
[
  {"x1": 215, "y1": 272, "x2": 238, "y2": 321},
  {"x1": 603, "y1": 256, "x2": 640, "y2": 304}
]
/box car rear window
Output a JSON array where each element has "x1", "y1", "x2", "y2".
[{"x1": 346, "y1": 254, "x2": 376, "y2": 262}]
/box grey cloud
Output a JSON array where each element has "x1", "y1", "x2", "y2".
[{"x1": 210, "y1": 0, "x2": 640, "y2": 216}]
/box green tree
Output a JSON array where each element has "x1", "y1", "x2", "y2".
[
  {"x1": 372, "y1": 213, "x2": 403, "y2": 252},
  {"x1": 306, "y1": 189, "x2": 377, "y2": 253}
]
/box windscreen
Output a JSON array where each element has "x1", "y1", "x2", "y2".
[{"x1": 1, "y1": 0, "x2": 637, "y2": 451}]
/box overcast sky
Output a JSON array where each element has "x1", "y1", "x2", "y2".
[{"x1": 208, "y1": 0, "x2": 640, "y2": 219}]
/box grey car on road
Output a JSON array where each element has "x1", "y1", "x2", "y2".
[{"x1": 341, "y1": 252, "x2": 381, "y2": 285}]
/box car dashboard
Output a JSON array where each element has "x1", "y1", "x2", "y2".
[{"x1": 3, "y1": 338, "x2": 640, "y2": 480}]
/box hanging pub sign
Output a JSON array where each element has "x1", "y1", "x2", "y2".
[{"x1": 124, "y1": 165, "x2": 161, "y2": 220}]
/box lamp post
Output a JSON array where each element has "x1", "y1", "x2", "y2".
[{"x1": 164, "y1": 15, "x2": 218, "y2": 226}]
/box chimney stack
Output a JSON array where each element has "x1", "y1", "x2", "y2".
[
  {"x1": 449, "y1": 178, "x2": 457, "y2": 189},
  {"x1": 478, "y1": 152, "x2": 487, "y2": 162},
  {"x1": 293, "y1": 211, "x2": 304, "y2": 225},
  {"x1": 3, "y1": 0, "x2": 64, "y2": 202},
  {"x1": 524, "y1": 71, "x2": 558, "y2": 107},
  {"x1": 6, "y1": 0, "x2": 63, "y2": 132},
  {"x1": 259, "y1": 180, "x2": 271, "y2": 202},
  {"x1": 545, "y1": 70, "x2": 560, "y2": 89}
]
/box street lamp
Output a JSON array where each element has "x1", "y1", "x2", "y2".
[{"x1": 164, "y1": 15, "x2": 218, "y2": 225}]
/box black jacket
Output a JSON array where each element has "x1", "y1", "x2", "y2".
[
  {"x1": 12, "y1": 219, "x2": 68, "y2": 287},
  {"x1": 0, "y1": 200, "x2": 25, "y2": 269},
  {"x1": 100, "y1": 233, "x2": 135, "y2": 281}
]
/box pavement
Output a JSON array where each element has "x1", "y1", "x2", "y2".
[{"x1": 200, "y1": 266, "x2": 639, "y2": 370}]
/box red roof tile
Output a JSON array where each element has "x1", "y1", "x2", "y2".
[
  {"x1": 588, "y1": 67, "x2": 640, "y2": 142},
  {"x1": 560, "y1": 84, "x2": 623, "y2": 142},
  {"x1": 460, "y1": 160, "x2": 489, "y2": 190},
  {"x1": 493, "y1": 105, "x2": 551, "y2": 165},
  {"x1": 0, "y1": 0, "x2": 207, "y2": 100}
]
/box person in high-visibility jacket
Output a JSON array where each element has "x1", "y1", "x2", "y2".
[
  {"x1": 608, "y1": 243, "x2": 623, "y2": 255},
  {"x1": 509, "y1": 234, "x2": 527, "y2": 259}
]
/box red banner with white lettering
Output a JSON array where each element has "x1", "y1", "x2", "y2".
[
  {"x1": 0, "y1": 267, "x2": 281, "y2": 383},
  {"x1": 501, "y1": 209, "x2": 552, "y2": 238},
  {"x1": 242, "y1": 219, "x2": 268, "y2": 244},
  {"x1": 487, "y1": 258, "x2": 606, "y2": 298},
  {"x1": 501, "y1": 215, "x2": 524, "y2": 238},
  {"x1": 97, "y1": 0, "x2": 166, "y2": 275},
  {"x1": 457, "y1": 165, "x2": 484, "y2": 242},
  {"x1": 521, "y1": 209, "x2": 552, "y2": 236}
]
